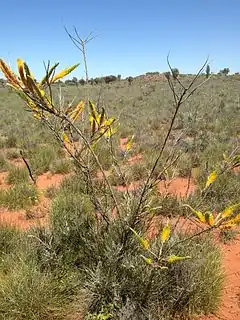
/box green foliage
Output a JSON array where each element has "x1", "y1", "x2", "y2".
[
  {"x1": 6, "y1": 166, "x2": 29, "y2": 184},
  {"x1": 0, "y1": 183, "x2": 38, "y2": 209},
  {"x1": 171, "y1": 68, "x2": 180, "y2": 79},
  {"x1": 127, "y1": 76, "x2": 133, "y2": 85},
  {"x1": 28, "y1": 145, "x2": 59, "y2": 175},
  {"x1": 45, "y1": 185, "x2": 58, "y2": 199},
  {"x1": 79, "y1": 78, "x2": 86, "y2": 85},
  {"x1": 5, "y1": 149, "x2": 20, "y2": 160},
  {"x1": 0, "y1": 154, "x2": 7, "y2": 172},
  {"x1": 0, "y1": 225, "x2": 20, "y2": 258},
  {"x1": 82, "y1": 234, "x2": 222, "y2": 319},
  {"x1": 0, "y1": 260, "x2": 68, "y2": 320},
  {"x1": 219, "y1": 229, "x2": 239, "y2": 244},
  {"x1": 85, "y1": 304, "x2": 114, "y2": 320},
  {"x1": 104, "y1": 75, "x2": 117, "y2": 84},
  {"x1": 5, "y1": 135, "x2": 18, "y2": 148},
  {"x1": 50, "y1": 185, "x2": 96, "y2": 267},
  {"x1": 219, "y1": 68, "x2": 230, "y2": 75},
  {"x1": 50, "y1": 158, "x2": 72, "y2": 174}
]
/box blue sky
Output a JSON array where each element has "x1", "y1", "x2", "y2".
[{"x1": 0, "y1": 0, "x2": 239, "y2": 79}]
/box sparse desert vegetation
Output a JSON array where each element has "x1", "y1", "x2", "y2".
[{"x1": 0, "y1": 54, "x2": 239, "y2": 320}]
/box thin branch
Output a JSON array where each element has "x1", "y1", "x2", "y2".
[
  {"x1": 64, "y1": 26, "x2": 97, "y2": 83},
  {"x1": 20, "y1": 150, "x2": 36, "y2": 184},
  {"x1": 134, "y1": 58, "x2": 210, "y2": 218}
]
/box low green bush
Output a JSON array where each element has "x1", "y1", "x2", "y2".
[
  {"x1": 0, "y1": 154, "x2": 7, "y2": 172},
  {"x1": 50, "y1": 158, "x2": 72, "y2": 174},
  {"x1": 6, "y1": 166, "x2": 29, "y2": 185},
  {"x1": 0, "y1": 183, "x2": 38, "y2": 209}
]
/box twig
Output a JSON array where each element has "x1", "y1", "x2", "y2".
[{"x1": 20, "y1": 150, "x2": 36, "y2": 184}]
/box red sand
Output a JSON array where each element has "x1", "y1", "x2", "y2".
[
  {"x1": 199, "y1": 231, "x2": 240, "y2": 320},
  {"x1": 158, "y1": 177, "x2": 196, "y2": 198},
  {"x1": 36, "y1": 171, "x2": 70, "y2": 190},
  {"x1": 0, "y1": 171, "x2": 68, "y2": 229},
  {"x1": 0, "y1": 196, "x2": 50, "y2": 230}
]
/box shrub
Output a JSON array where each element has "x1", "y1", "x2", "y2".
[
  {"x1": 0, "y1": 183, "x2": 38, "y2": 209},
  {"x1": 5, "y1": 135, "x2": 17, "y2": 148},
  {"x1": 127, "y1": 76, "x2": 133, "y2": 85},
  {"x1": 0, "y1": 260, "x2": 68, "y2": 320},
  {"x1": 6, "y1": 166, "x2": 29, "y2": 184},
  {"x1": 6, "y1": 149, "x2": 20, "y2": 160},
  {"x1": 219, "y1": 229, "x2": 238, "y2": 244},
  {"x1": 127, "y1": 162, "x2": 147, "y2": 181},
  {"x1": 50, "y1": 190, "x2": 97, "y2": 267},
  {"x1": 50, "y1": 159, "x2": 72, "y2": 174},
  {"x1": 82, "y1": 233, "x2": 223, "y2": 319},
  {"x1": 28, "y1": 145, "x2": 59, "y2": 175},
  {"x1": 0, "y1": 225, "x2": 20, "y2": 258},
  {"x1": 45, "y1": 185, "x2": 58, "y2": 199},
  {"x1": 0, "y1": 154, "x2": 7, "y2": 172}
]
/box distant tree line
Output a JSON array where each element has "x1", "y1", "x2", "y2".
[{"x1": 60, "y1": 74, "x2": 136, "y2": 86}]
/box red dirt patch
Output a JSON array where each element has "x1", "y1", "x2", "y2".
[
  {"x1": 158, "y1": 177, "x2": 196, "y2": 198},
  {"x1": 0, "y1": 171, "x2": 69, "y2": 230},
  {"x1": 36, "y1": 171, "x2": 70, "y2": 190},
  {"x1": 114, "y1": 180, "x2": 142, "y2": 192},
  {"x1": 120, "y1": 137, "x2": 128, "y2": 150},
  {"x1": 127, "y1": 153, "x2": 143, "y2": 164},
  {"x1": 0, "y1": 197, "x2": 50, "y2": 230},
  {"x1": 96, "y1": 170, "x2": 112, "y2": 180},
  {"x1": 199, "y1": 230, "x2": 240, "y2": 320},
  {"x1": 233, "y1": 166, "x2": 240, "y2": 176}
]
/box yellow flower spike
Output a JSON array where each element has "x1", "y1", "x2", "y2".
[
  {"x1": 183, "y1": 204, "x2": 206, "y2": 223},
  {"x1": 140, "y1": 255, "x2": 153, "y2": 265},
  {"x1": 227, "y1": 213, "x2": 240, "y2": 225},
  {"x1": 89, "y1": 101, "x2": 100, "y2": 125},
  {"x1": 126, "y1": 135, "x2": 135, "y2": 152},
  {"x1": 160, "y1": 224, "x2": 171, "y2": 242},
  {"x1": 220, "y1": 222, "x2": 236, "y2": 229},
  {"x1": 104, "y1": 125, "x2": 118, "y2": 138},
  {"x1": 17, "y1": 59, "x2": 28, "y2": 86},
  {"x1": 205, "y1": 170, "x2": 217, "y2": 188},
  {"x1": 23, "y1": 62, "x2": 34, "y2": 79},
  {"x1": 52, "y1": 63, "x2": 80, "y2": 82},
  {"x1": 103, "y1": 117, "x2": 116, "y2": 127},
  {"x1": 129, "y1": 227, "x2": 150, "y2": 250},
  {"x1": 221, "y1": 203, "x2": 240, "y2": 219},
  {"x1": 62, "y1": 132, "x2": 72, "y2": 145},
  {"x1": 33, "y1": 113, "x2": 42, "y2": 120},
  {"x1": 99, "y1": 108, "x2": 105, "y2": 126},
  {"x1": 0, "y1": 59, "x2": 22, "y2": 88},
  {"x1": 68, "y1": 101, "x2": 85, "y2": 122},
  {"x1": 91, "y1": 119, "x2": 97, "y2": 135},
  {"x1": 167, "y1": 255, "x2": 191, "y2": 264}
]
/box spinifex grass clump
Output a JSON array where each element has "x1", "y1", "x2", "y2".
[
  {"x1": 0, "y1": 57, "x2": 239, "y2": 319},
  {"x1": 0, "y1": 183, "x2": 38, "y2": 209},
  {"x1": 6, "y1": 166, "x2": 29, "y2": 185}
]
